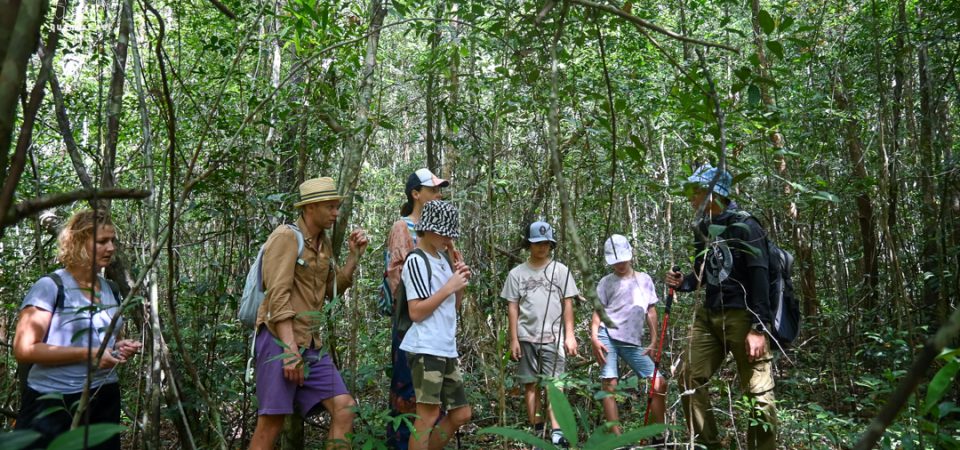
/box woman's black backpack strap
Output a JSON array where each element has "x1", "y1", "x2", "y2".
[{"x1": 103, "y1": 277, "x2": 122, "y2": 303}]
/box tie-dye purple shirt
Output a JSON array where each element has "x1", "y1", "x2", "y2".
[{"x1": 596, "y1": 271, "x2": 659, "y2": 346}]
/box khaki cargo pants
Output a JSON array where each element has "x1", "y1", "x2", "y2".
[{"x1": 678, "y1": 307, "x2": 777, "y2": 450}]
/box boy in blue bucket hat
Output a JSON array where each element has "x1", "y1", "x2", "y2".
[
  {"x1": 501, "y1": 221, "x2": 580, "y2": 448},
  {"x1": 666, "y1": 164, "x2": 778, "y2": 449}
]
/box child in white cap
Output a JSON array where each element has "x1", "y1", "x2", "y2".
[
  {"x1": 500, "y1": 221, "x2": 580, "y2": 448},
  {"x1": 590, "y1": 234, "x2": 666, "y2": 439}
]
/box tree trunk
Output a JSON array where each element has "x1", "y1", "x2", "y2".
[
  {"x1": 833, "y1": 76, "x2": 879, "y2": 309},
  {"x1": 424, "y1": 4, "x2": 442, "y2": 174},
  {"x1": 883, "y1": 0, "x2": 911, "y2": 326},
  {"x1": 916, "y1": 6, "x2": 940, "y2": 315},
  {"x1": 749, "y1": 0, "x2": 818, "y2": 314},
  {"x1": 441, "y1": 5, "x2": 461, "y2": 180},
  {"x1": 0, "y1": 0, "x2": 61, "y2": 239},
  {"x1": 99, "y1": 0, "x2": 133, "y2": 210},
  {"x1": 332, "y1": 0, "x2": 386, "y2": 254},
  {"x1": 0, "y1": 0, "x2": 48, "y2": 167}
]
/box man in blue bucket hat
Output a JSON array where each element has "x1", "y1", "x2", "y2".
[{"x1": 666, "y1": 164, "x2": 778, "y2": 449}]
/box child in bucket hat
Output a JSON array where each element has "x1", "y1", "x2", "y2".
[
  {"x1": 399, "y1": 200, "x2": 473, "y2": 450},
  {"x1": 383, "y1": 171, "x2": 450, "y2": 449},
  {"x1": 501, "y1": 220, "x2": 580, "y2": 447},
  {"x1": 414, "y1": 200, "x2": 460, "y2": 238}
]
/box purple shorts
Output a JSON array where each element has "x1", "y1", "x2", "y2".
[{"x1": 255, "y1": 327, "x2": 350, "y2": 416}]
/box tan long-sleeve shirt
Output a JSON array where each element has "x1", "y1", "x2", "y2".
[{"x1": 255, "y1": 217, "x2": 352, "y2": 349}]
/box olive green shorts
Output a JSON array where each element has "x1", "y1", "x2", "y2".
[{"x1": 408, "y1": 353, "x2": 469, "y2": 410}]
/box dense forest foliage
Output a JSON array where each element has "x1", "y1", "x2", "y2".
[{"x1": 1, "y1": 0, "x2": 959, "y2": 448}]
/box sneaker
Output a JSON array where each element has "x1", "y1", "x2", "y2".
[
  {"x1": 553, "y1": 435, "x2": 570, "y2": 448},
  {"x1": 551, "y1": 432, "x2": 570, "y2": 449}
]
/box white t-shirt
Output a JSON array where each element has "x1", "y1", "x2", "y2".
[
  {"x1": 399, "y1": 250, "x2": 459, "y2": 358},
  {"x1": 20, "y1": 269, "x2": 122, "y2": 393},
  {"x1": 596, "y1": 271, "x2": 659, "y2": 346},
  {"x1": 501, "y1": 260, "x2": 580, "y2": 344}
]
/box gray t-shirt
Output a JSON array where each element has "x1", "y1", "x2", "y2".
[
  {"x1": 20, "y1": 269, "x2": 122, "y2": 393},
  {"x1": 501, "y1": 260, "x2": 580, "y2": 344},
  {"x1": 596, "y1": 271, "x2": 658, "y2": 346},
  {"x1": 399, "y1": 250, "x2": 459, "y2": 358}
]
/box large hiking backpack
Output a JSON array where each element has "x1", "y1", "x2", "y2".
[
  {"x1": 18, "y1": 273, "x2": 122, "y2": 398},
  {"x1": 392, "y1": 248, "x2": 453, "y2": 333},
  {"x1": 731, "y1": 211, "x2": 801, "y2": 347},
  {"x1": 237, "y1": 224, "x2": 305, "y2": 328}
]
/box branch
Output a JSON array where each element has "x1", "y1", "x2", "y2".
[
  {"x1": 546, "y1": 2, "x2": 616, "y2": 329},
  {"x1": 316, "y1": 109, "x2": 347, "y2": 134},
  {"x1": 49, "y1": 71, "x2": 94, "y2": 189},
  {"x1": 536, "y1": 0, "x2": 557, "y2": 25},
  {"x1": 1, "y1": 188, "x2": 150, "y2": 227},
  {"x1": 568, "y1": 0, "x2": 739, "y2": 53},
  {"x1": 854, "y1": 306, "x2": 960, "y2": 450},
  {"x1": 0, "y1": 0, "x2": 67, "y2": 238},
  {"x1": 207, "y1": 0, "x2": 236, "y2": 20}
]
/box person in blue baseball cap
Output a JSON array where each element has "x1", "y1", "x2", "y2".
[
  {"x1": 687, "y1": 163, "x2": 733, "y2": 198},
  {"x1": 500, "y1": 221, "x2": 580, "y2": 448},
  {"x1": 666, "y1": 164, "x2": 778, "y2": 449}
]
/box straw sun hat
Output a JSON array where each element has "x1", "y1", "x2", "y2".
[{"x1": 294, "y1": 177, "x2": 344, "y2": 207}]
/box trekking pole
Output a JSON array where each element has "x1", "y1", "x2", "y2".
[{"x1": 644, "y1": 265, "x2": 680, "y2": 426}]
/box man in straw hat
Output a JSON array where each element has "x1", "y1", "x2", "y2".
[{"x1": 250, "y1": 177, "x2": 369, "y2": 450}]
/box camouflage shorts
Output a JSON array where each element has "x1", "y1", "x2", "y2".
[{"x1": 407, "y1": 353, "x2": 469, "y2": 410}]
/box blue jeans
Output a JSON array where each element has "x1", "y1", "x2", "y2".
[{"x1": 597, "y1": 327, "x2": 659, "y2": 379}]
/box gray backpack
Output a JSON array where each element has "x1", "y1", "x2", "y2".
[{"x1": 237, "y1": 224, "x2": 305, "y2": 328}]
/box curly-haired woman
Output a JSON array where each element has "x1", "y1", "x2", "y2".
[{"x1": 13, "y1": 209, "x2": 141, "y2": 450}]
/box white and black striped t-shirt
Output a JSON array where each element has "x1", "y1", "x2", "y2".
[{"x1": 398, "y1": 250, "x2": 459, "y2": 358}]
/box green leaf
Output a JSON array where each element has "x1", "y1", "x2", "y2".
[
  {"x1": 477, "y1": 427, "x2": 556, "y2": 450},
  {"x1": 938, "y1": 348, "x2": 960, "y2": 360},
  {"x1": 614, "y1": 97, "x2": 627, "y2": 112},
  {"x1": 393, "y1": 0, "x2": 409, "y2": 17},
  {"x1": 731, "y1": 222, "x2": 752, "y2": 233},
  {"x1": 732, "y1": 172, "x2": 752, "y2": 186},
  {"x1": 810, "y1": 190, "x2": 840, "y2": 203},
  {"x1": 766, "y1": 40, "x2": 784, "y2": 59},
  {"x1": 0, "y1": 430, "x2": 42, "y2": 450},
  {"x1": 546, "y1": 383, "x2": 578, "y2": 448},
  {"x1": 582, "y1": 424, "x2": 669, "y2": 450},
  {"x1": 593, "y1": 390, "x2": 614, "y2": 400},
  {"x1": 923, "y1": 359, "x2": 959, "y2": 416},
  {"x1": 708, "y1": 224, "x2": 727, "y2": 237},
  {"x1": 748, "y1": 85, "x2": 761, "y2": 105},
  {"x1": 36, "y1": 405, "x2": 66, "y2": 420},
  {"x1": 740, "y1": 242, "x2": 763, "y2": 257},
  {"x1": 623, "y1": 146, "x2": 644, "y2": 164},
  {"x1": 378, "y1": 119, "x2": 397, "y2": 130},
  {"x1": 734, "y1": 66, "x2": 752, "y2": 81},
  {"x1": 758, "y1": 9, "x2": 775, "y2": 34},
  {"x1": 780, "y1": 15, "x2": 795, "y2": 31},
  {"x1": 47, "y1": 424, "x2": 126, "y2": 450},
  {"x1": 37, "y1": 392, "x2": 64, "y2": 401}
]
